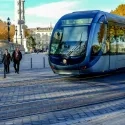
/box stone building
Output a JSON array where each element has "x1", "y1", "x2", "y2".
[{"x1": 28, "y1": 25, "x2": 53, "y2": 51}]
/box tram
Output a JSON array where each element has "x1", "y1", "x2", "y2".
[{"x1": 48, "y1": 10, "x2": 125, "y2": 75}]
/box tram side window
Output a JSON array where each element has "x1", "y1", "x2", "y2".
[
  {"x1": 107, "y1": 23, "x2": 116, "y2": 54},
  {"x1": 50, "y1": 30, "x2": 63, "y2": 54},
  {"x1": 108, "y1": 23, "x2": 125, "y2": 54},
  {"x1": 115, "y1": 25, "x2": 125, "y2": 54},
  {"x1": 91, "y1": 19, "x2": 105, "y2": 55}
]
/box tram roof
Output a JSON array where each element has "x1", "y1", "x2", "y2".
[{"x1": 60, "y1": 10, "x2": 125, "y2": 24}]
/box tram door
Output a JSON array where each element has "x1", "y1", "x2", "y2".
[
  {"x1": 0, "y1": 50, "x2": 2, "y2": 63},
  {"x1": 90, "y1": 16, "x2": 110, "y2": 72},
  {"x1": 109, "y1": 40, "x2": 117, "y2": 70}
]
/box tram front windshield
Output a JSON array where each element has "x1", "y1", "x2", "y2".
[{"x1": 50, "y1": 18, "x2": 92, "y2": 56}]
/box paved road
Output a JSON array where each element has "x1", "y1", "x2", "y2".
[{"x1": 0, "y1": 69, "x2": 125, "y2": 125}]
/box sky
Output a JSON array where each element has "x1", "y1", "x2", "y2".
[{"x1": 0, "y1": 0, "x2": 125, "y2": 28}]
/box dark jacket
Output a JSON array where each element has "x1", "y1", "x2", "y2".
[
  {"x1": 12, "y1": 50, "x2": 22, "y2": 62},
  {"x1": 2, "y1": 53, "x2": 11, "y2": 65}
]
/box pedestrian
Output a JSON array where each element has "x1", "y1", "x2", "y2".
[
  {"x1": 2, "y1": 49, "x2": 11, "y2": 74},
  {"x1": 12, "y1": 47, "x2": 22, "y2": 74}
]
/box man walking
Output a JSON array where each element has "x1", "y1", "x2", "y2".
[
  {"x1": 2, "y1": 49, "x2": 11, "y2": 73},
  {"x1": 12, "y1": 47, "x2": 22, "y2": 74}
]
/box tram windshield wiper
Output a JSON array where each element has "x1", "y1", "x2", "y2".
[
  {"x1": 65, "y1": 30, "x2": 86, "y2": 57},
  {"x1": 65, "y1": 40, "x2": 85, "y2": 57}
]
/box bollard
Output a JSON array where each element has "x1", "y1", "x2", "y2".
[
  {"x1": 43, "y1": 57, "x2": 45, "y2": 68},
  {"x1": 31, "y1": 57, "x2": 32, "y2": 69},
  {"x1": 4, "y1": 67, "x2": 6, "y2": 78}
]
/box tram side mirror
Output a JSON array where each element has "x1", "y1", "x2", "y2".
[
  {"x1": 54, "y1": 30, "x2": 63, "y2": 42},
  {"x1": 91, "y1": 45, "x2": 101, "y2": 55}
]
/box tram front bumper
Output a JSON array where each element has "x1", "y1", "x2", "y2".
[
  {"x1": 53, "y1": 69, "x2": 80, "y2": 75},
  {"x1": 50, "y1": 63, "x2": 80, "y2": 75}
]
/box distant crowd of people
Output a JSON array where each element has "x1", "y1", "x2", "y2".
[
  {"x1": 30, "y1": 47, "x2": 48, "y2": 53},
  {"x1": 2, "y1": 47, "x2": 22, "y2": 74}
]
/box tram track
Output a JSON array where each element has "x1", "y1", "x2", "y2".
[
  {"x1": 0, "y1": 87, "x2": 125, "y2": 121},
  {"x1": 0, "y1": 72, "x2": 113, "y2": 88},
  {"x1": 1, "y1": 81, "x2": 125, "y2": 103},
  {"x1": 0, "y1": 72, "x2": 125, "y2": 121}
]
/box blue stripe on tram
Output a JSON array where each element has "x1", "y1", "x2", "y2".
[{"x1": 88, "y1": 50, "x2": 103, "y2": 68}]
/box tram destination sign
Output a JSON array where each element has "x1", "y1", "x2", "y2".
[{"x1": 62, "y1": 18, "x2": 93, "y2": 26}]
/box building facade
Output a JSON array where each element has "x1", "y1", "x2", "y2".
[{"x1": 29, "y1": 26, "x2": 53, "y2": 52}]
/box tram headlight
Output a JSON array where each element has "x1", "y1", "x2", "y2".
[{"x1": 63, "y1": 59, "x2": 67, "y2": 64}]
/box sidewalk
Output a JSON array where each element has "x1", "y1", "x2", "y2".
[{"x1": 0, "y1": 67, "x2": 55, "y2": 83}]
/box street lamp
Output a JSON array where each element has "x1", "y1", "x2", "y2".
[
  {"x1": 7, "y1": 17, "x2": 11, "y2": 42},
  {"x1": 15, "y1": 26, "x2": 18, "y2": 44}
]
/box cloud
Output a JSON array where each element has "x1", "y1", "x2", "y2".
[
  {"x1": 25, "y1": 0, "x2": 113, "y2": 28},
  {"x1": 0, "y1": 0, "x2": 13, "y2": 1},
  {"x1": 103, "y1": 9, "x2": 111, "y2": 12},
  {"x1": 120, "y1": 0, "x2": 125, "y2": 3},
  {"x1": 27, "y1": 22, "x2": 52, "y2": 28},
  {"x1": 25, "y1": 0, "x2": 79, "y2": 19},
  {"x1": 0, "y1": 17, "x2": 6, "y2": 22}
]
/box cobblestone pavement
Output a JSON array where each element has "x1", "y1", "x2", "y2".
[{"x1": 0, "y1": 69, "x2": 125, "y2": 125}]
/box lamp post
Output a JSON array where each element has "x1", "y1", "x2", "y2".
[
  {"x1": 7, "y1": 17, "x2": 11, "y2": 42},
  {"x1": 15, "y1": 26, "x2": 18, "y2": 44}
]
